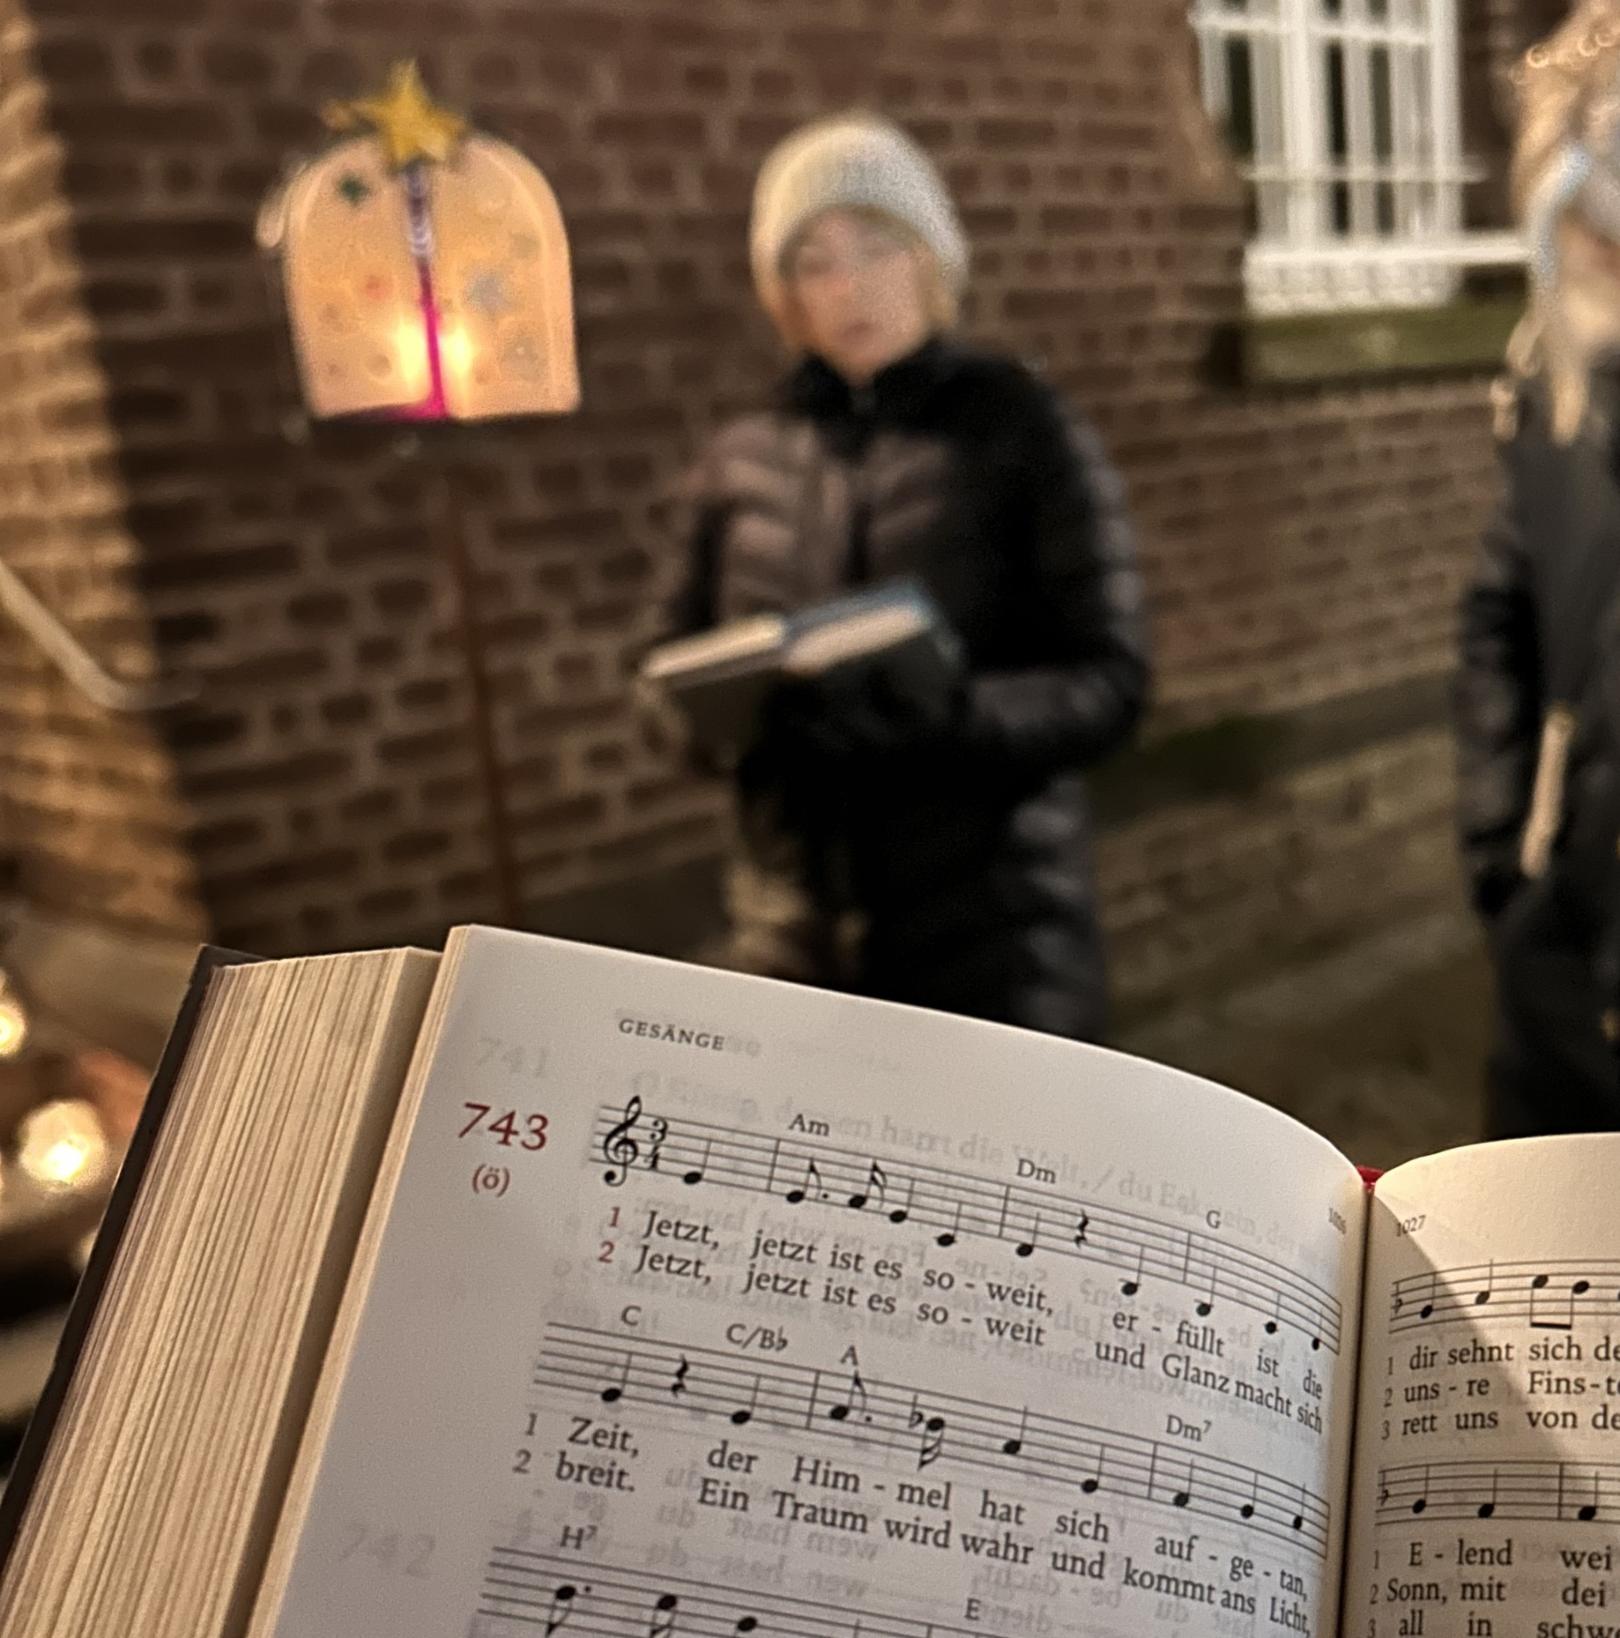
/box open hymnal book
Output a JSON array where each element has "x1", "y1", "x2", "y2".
[
  {"x1": 0, "y1": 931, "x2": 1615, "y2": 1638},
  {"x1": 640, "y1": 580, "x2": 960, "y2": 756}
]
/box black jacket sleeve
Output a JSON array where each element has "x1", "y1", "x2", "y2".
[
  {"x1": 663, "y1": 432, "x2": 730, "y2": 641},
  {"x1": 1454, "y1": 444, "x2": 1541, "y2": 919},
  {"x1": 967, "y1": 388, "x2": 1151, "y2": 773}
]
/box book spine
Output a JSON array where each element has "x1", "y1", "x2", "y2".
[{"x1": 0, "y1": 945, "x2": 261, "y2": 1568}]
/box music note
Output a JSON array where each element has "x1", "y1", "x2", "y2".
[
  {"x1": 1418, "y1": 1270, "x2": 1438, "y2": 1321},
  {"x1": 906, "y1": 1389, "x2": 947, "y2": 1464},
  {"x1": 602, "y1": 1098, "x2": 643, "y2": 1186},
  {"x1": 545, "y1": 1584, "x2": 579, "y2": 1638},
  {"x1": 916, "y1": 1407, "x2": 947, "y2": 1470},
  {"x1": 1264, "y1": 1291, "x2": 1283, "y2": 1337},
  {"x1": 1239, "y1": 1473, "x2": 1260, "y2": 1521},
  {"x1": 889, "y1": 1176, "x2": 915, "y2": 1225},
  {"x1": 651, "y1": 1593, "x2": 679, "y2": 1638},
  {"x1": 827, "y1": 1368, "x2": 869, "y2": 1424},
  {"x1": 1474, "y1": 1261, "x2": 1494, "y2": 1308},
  {"x1": 936, "y1": 1201, "x2": 963, "y2": 1249},
  {"x1": 848, "y1": 1161, "x2": 888, "y2": 1212},
  {"x1": 785, "y1": 1158, "x2": 823, "y2": 1206},
  {"x1": 1577, "y1": 1469, "x2": 1601, "y2": 1523},
  {"x1": 731, "y1": 1376, "x2": 762, "y2": 1427},
  {"x1": 1080, "y1": 1444, "x2": 1105, "y2": 1497},
  {"x1": 1477, "y1": 1470, "x2": 1498, "y2": 1520},
  {"x1": 1015, "y1": 1214, "x2": 1040, "y2": 1259},
  {"x1": 1148, "y1": 1446, "x2": 1192, "y2": 1510},
  {"x1": 682, "y1": 1138, "x2": 711, "y2": 1187},
  {"x1": 1002, "y1": 1406, "x2": 1029, "y2": 1457},
  {"x1": 1530, "y1": 1271, "x2": 1575, "y2": 1332},
  {"x1": 669, "y1": 1355, "x2": 689, "y2": 1398},
  {"x1": 1410, "y1": 1465, "x2": 1429, "y2": 1515},
  {"x1": 1194, "y1": 1259, "x2": 1218, "y2": 1318},
  {"x1": 600, "y1": 1353, "x2": 631, "y2": 1405},
  {"x1": 1121, "y1": 1247, "x2": 1145, "y2": 1297}
]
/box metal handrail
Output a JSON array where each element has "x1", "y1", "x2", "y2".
[{"x1": 0, "y1": 555, "x2": 193, "y2": 713}]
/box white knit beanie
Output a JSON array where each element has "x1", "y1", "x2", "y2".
[{"x1": 750, "y1": 114, "x2": 968, "y2": 318}]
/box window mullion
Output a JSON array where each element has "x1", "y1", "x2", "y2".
[
  {"x1": 1427, "y1": 0, "x2": 1462, "y2": 234},
  {"x1": 1282, "y1": 0, "x2": 1323, "y2": 248}
]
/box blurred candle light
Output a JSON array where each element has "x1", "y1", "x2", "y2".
[
  {"x1": 18, "y1": 1099, "x2": 108, "y2": 1190},
  {"x1": 0, "y1": 983, "x2": 28, "y2": 1061}
]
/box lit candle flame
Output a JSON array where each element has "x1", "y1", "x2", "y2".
[
  {"x1": 392, "y1": 315, "x2": 431, "y2": 396},
  {"x1": 441, "y1": 323, "x2": 475, "y2": 378}
]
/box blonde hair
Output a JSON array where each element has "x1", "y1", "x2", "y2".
[
  {"x1": 1505, "y1": 1, "x2": 1620, "y2": 440},
  {"x1": 763, "y1": 205, "x2": 959, "y2": 353}
]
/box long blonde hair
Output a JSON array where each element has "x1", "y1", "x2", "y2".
[{"x1": 1505, "y1": 1, "x2": 1620, "y2": 440}]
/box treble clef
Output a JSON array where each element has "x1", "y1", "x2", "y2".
[{"x1": 602, "y1": 1097, "x2": 644, "y2": 1186}]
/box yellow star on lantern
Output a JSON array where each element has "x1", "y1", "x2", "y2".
[{"x1": 324, "y1": 60, "x2": 467, "y2": 170}]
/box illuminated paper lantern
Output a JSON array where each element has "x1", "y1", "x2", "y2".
[{"x1": 257, "y1": 62, "x2": 578, "y2": 421}]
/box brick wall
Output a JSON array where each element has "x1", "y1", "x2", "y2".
[
  {"x1": 2, "y1": 0, "x2": 1523, "y2": 1008},
  {"x1": 0, "y1": 0, "x2": 205, "y2": 942}
]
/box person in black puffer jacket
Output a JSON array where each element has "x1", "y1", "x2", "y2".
[
  {"x1": 1456, "y1": 3, "x2": 1620, "y2": 1135},
  {"x1": 669, "y1": 113, "x2": 1150, "y2": 1041}
]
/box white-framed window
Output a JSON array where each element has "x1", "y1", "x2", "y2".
[{"x1": 1192, "y1": 0, "x2": 1522, "y2": 312}]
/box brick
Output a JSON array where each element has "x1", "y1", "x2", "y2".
[
  {"x1": 186, "y1": 750, "x2": 350, "y2": 798},
  {"x1": 200, "y1": 40, "x2": 278, "y2": 89},
  {"x1": 512, "y1": 793, "x2": 604, "y2": 838},
  {"x1": 75, "y1": 216, "x2": 243, "y2": 261},
  {"x1": 82, "y1": 275, "x2": 168, "y2": 319},
  {"x1": 593, "y1": 111, "x2": 708, "y2": 148},
  {"x1": 167, "y1": 709, "x2": 247, "y2": 750},
  {"x1": 34, "y1": 37, "x2": 113, "y2": 86},
  {"x1": 55, "y1": 99, "x2": 235, "y2": 148},
  {"x1": 289, "y1": 591, "x2": 353, "y2": 627},
  {"x1": 378, "y1": 726, "x2": 471, "y2": 765},
  {"x1": 141, "y1": 541, "x2": 299, "y2": 589},
  {"x1": 61, "y1": 156, "x2": 145, "y2": 201}
]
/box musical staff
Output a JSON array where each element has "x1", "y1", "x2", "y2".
[
  {"x1": 593, "y1": 1102, "x2": 1342, "y2": 1353},
  {"x1": 535, "y1": 1323, "x2": 1333, "y2": 1556},
  {"x1": 1390, "y1": 1258, "x2": 1620, "y2": 1334},
  {"x1": 477, "y1": 1553, "x2": 1023, "y2": 1638},
  {"x1": 1375, "y1": 1457, "x2": 1620, "y2": 1525}
]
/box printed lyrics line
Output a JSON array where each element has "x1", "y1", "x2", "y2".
[
  {"x1": 592, "y1": 1101, "x2": 1342, "y2": 1354},
  {"x1": 535, "y1": 1323, "x2": 1330, "y2": 1555}
]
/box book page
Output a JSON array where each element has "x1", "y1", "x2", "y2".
[
  {"x1": 253, "y1": 929, "x2": 1367, "y2": 1638},
  {"x1": 1342, "y1": 1134, "x2": 1620, "y2": 1638}
]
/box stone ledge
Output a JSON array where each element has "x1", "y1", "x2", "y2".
[
  {"x1": 1209, "y1": 297, "x2": 1520, "y2": 387},
  {"x1": 1092, "y1": 671, "x2": 1450, "y2": 824}
]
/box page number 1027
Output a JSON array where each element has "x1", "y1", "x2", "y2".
[{"x1": 459, "y1": 1104, "x2": 549, "y2": 1151}]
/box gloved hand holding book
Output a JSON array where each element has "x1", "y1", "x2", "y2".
[{"x1": 640, "y1": 581, "x2": 964, "y2": 764}]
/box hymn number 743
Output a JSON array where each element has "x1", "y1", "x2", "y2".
[{"x1": 459, "y1": 1104, "x2": 549, "y2": 1151}]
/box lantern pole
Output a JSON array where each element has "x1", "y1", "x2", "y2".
[{"x1": 434, "y1": 458, "x2": 522, "y2": 926}]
